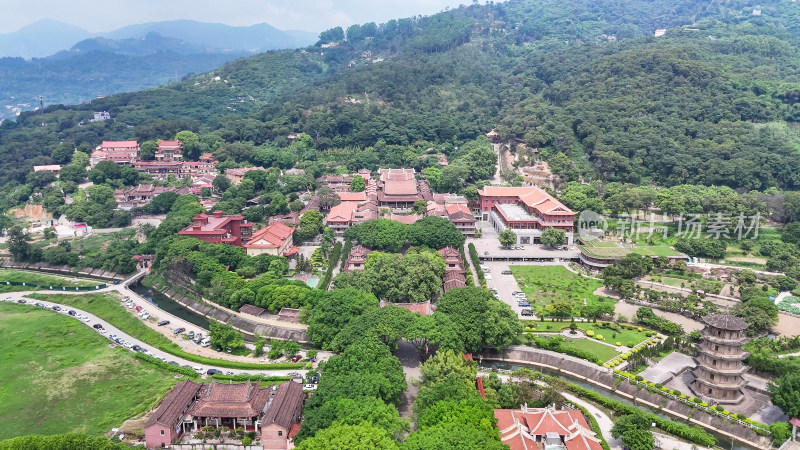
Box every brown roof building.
[243,222,295,257]
[377,168,424,208]
[494,405,603,450]
[344,245,371,272]
[178,210,254,247]
[479,186,575,246]
[144,380,202,449]
[144,380,304,450]
[113,185,192,210]
[439,246,468,292]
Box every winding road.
[1,294,308,377]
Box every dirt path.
[394,341,421,422]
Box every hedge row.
[339,239,352,272]
[567,384,717,447]
[211,374,292,384]
[467,243,486,287]
[133,352,198,378]
[459,245,475,287]
[319,241,343,290]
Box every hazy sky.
[0,0,472,34]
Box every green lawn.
[0,269,101,293]
[531,333,620,361]
[511,265,610,315]
[0,302,178,439]
[28,293,304,371]
[523,320,651,348]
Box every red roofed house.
[113,185,193,210]
[134,153,217,181]
[325,201,361,235]
[144,379,202,449]
[427,194,476,237]
[439,246,468,291]
[178,210,253,247]
[494,405,603,450]
[145,380,304,450]
[244,222,295,257]
[479,186,575,245]
[154,140,184,162]
[91,140,140,167]
[337,191,368,202]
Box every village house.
[113,185,192,210]
[479,186,575,245]
[91,140,140,167]
[243,222,297,257]
[225,166,269,185]
[427,194,476,237]
[494,405,603,450]
[178,210,253,247]
[90,111,111,122]
[144,380,304,450]
[32,164,61,177]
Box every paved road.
[0,295,308,378]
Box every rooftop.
[188,381,271,419]
[578,242,684,259]
[261,381,304,430]
[703,313,749,331]
[498,203,538,221]
[145,380,201,429]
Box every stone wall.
[159,277,309,343]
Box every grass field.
[531,333,620,361]
[0,302,178,439]
[511,265,609,315]
[0,269,101,293]
[28,293,304,371]
[524,321,651,348]
[69,229,136,254]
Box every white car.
[124,342,134,349]
[193,366,204,374]
[141,313,150,320]
[303,384,317,390]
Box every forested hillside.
[2,0,799,198]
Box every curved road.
[0,295,308,378]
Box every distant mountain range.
[0,19,318,120]
[0,19,317,58]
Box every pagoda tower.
[691,313,750,404]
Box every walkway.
[395,341,422,420]
[0,296,305,377]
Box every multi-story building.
[91,140,140,167]
[428,194,476,237]
[225,166,269,185]
[691,313,750,404]
[377,168,431,208]
[178,210,253,247]
[154,140,184,161]
[134,153,217,181]
[479,186,575,245]
[344,245,371,272]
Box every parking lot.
[481,260,566,320]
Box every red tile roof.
[494,407,602,450]
[379,300,434,316]
[245,222,294,249]
[337,192,367,202]
[325,202,359,223]
[189,381,271,418]
[100,140,139,148]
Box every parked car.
[188,331,195,339]
[174,327,186,335]
[68,310,76,316]
[132,345,142,352]
[193,333,203,344]
[501,270,512,275]
[303,384,317,391]
[141,313,149,320]
[157,320,170,326]
[206,369,222,375]
[82,317,90,323]
[521,309,533,316]
[52,305,61,311]
[93,324,103,329]
[167,361,179,366]
[135,305,143,312]
[226,371,235,376]
[124,342,134,349]
[291,355,302,363]
[518,301,531,307]
[193,367,204,374]
[287,372,301,378]
[200,338,211,347]
[16,299,26,304]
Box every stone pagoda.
[691,313,750,404]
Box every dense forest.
[1,0,799,199]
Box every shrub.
[715,405,724,412]
[635,375,643,381]
[242,436,253,446]
[596,334,604,340]
[616,341,622,346]
[586,330,595,337]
